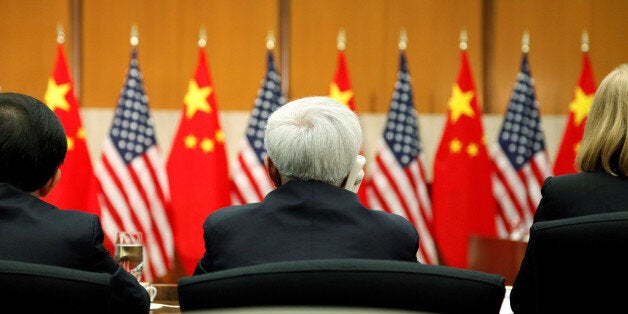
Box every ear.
[265,156,282,188]
[36,168,61,197]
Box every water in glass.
[114,231,144,281]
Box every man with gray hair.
[194,96,419,274]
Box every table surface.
[150,284,180,313]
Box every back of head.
[264,96,362,186]
[0,92,67,192]
[576,64,628,176]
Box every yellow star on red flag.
[466,142,479,157]
[184,80,212,119]
[184,134,198,149]
[447,84,475,123]
[329,82,353,107]
[200,138,215,153]
[449,138,463,153]
[44,78,71,112]
[569,87,594,126]
[215,129,225,143]
[66,136,75,151]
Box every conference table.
[150,283,180,313]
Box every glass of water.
[114,231,144,281]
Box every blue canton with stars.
[246,51,285,164]
[109,48,158,164]
[498,54,547,169]
[383,52,422,168]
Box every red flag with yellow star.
[328,50,369,206]
[41,44,99,215]
[166,48,231,275]
[553,53,596,175]
[431,51,497,268]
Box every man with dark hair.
[0,92,150,313]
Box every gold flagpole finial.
[399,28,408,51]
[521,30,530,53]
[56,23,65,44]
[130,24,139,47]
[198,26,207,48]
[581,30,589,53]
[337,28,346,51]
[459,28,468,51]
[266,30,275,50]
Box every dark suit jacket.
[194,180,419,274]
[510,171,628,313]
[0,183,149,313]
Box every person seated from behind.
[0,92,150,313]
[194,96,419,274]
[510,64,628,313]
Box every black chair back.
[178,259,506,313]
[0,259,111,313]
[530,211,628,313]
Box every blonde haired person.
[510,64,628,313]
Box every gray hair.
[264,96,363,186]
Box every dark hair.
[0,92,67,191]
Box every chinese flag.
[42,44,99,216]
[431,51,496,268]
[328,50,369,206]
[553,53,596,175]
[167,48,231,275]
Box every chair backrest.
[178,259,506,313]
[530,211,628,313]
[0,259,111,313]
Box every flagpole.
[521,30,530,53]
[459,28,468,51]
[399,28,408,51]
[337,28,346,51]
[57,23,65,45]
[266,30,275,51]
[130,24,139,47]
[198,26,207,48]
[581,30,589,53]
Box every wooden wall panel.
[3,1,627,114]
[381,0,483,114]
[489,0,628,115]
[289,0,482,114]
[82,0,278,110]
[0,0,71,98]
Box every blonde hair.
[576,64,628,176]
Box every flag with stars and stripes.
[365,52,437,264]
[167,48,231,275]
[42,43,99,216]
[94,48,174,282]
[553,52,597,175]
[230,50,284,204]
[491,53,552,240]
[431,50,497,268]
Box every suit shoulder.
[206,203,261,223]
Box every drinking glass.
[114,231,144,281]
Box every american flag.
[230,51,285,204]
[94,48,174,281]
[365,52,437,264]
[491,53,552,240]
